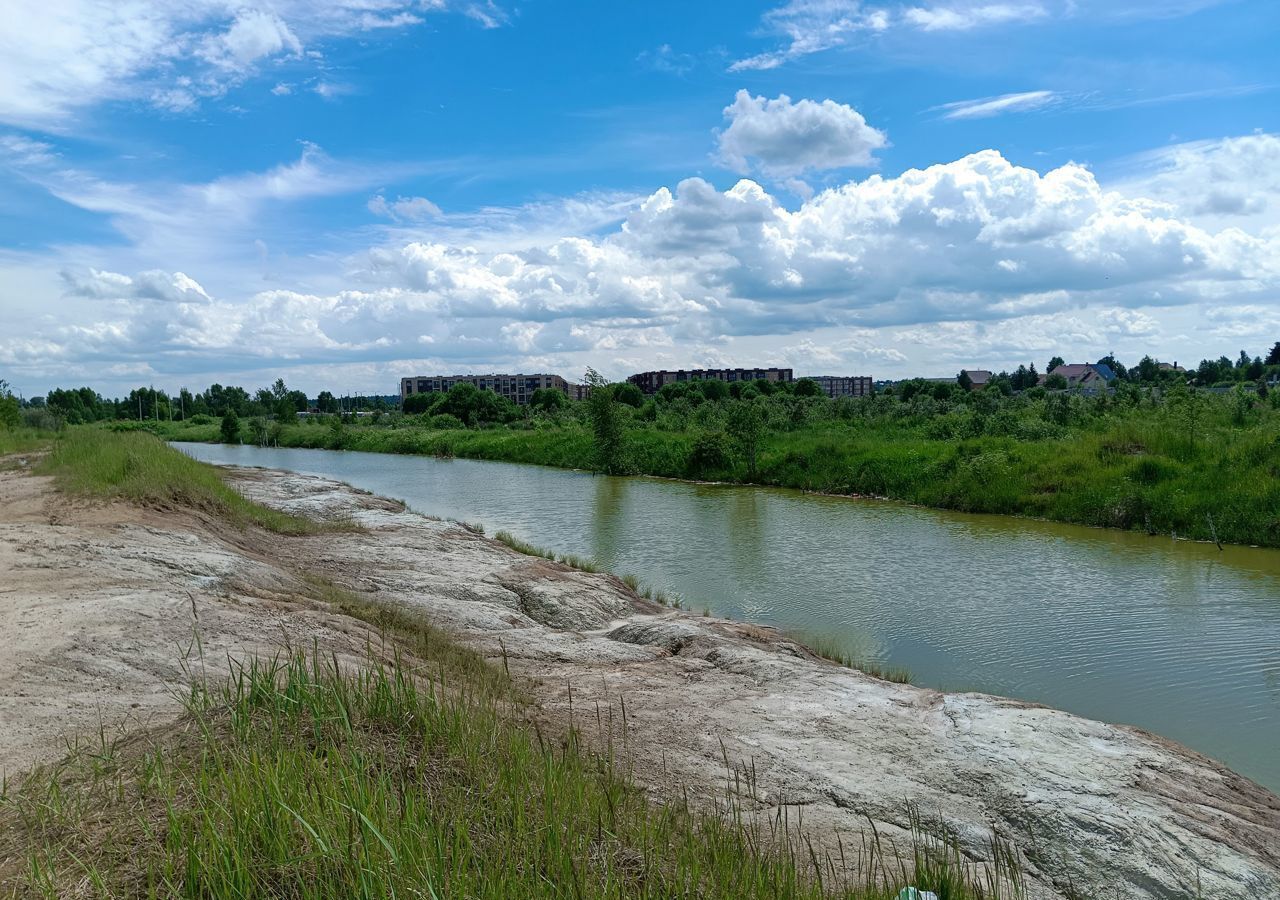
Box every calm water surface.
[179,443,1280,791]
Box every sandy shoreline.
[2,462,1277,898]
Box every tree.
[957,370,972,391]
[1136,355,1160,383]
[1096,354,1128,380]
[1195,358,1221,386]
[1266,342,1280,366]
[1047,356,1065,373]
[403,393,436,414]
[316,390,339,413]
[695,379,730,401]
[1167,385,1206,456]
[727,400,766,477]
[220,410,241,444]
[529,387,567,412]
[432,382,517,426]
[613,382,645,408]
[584,368,626,474]
[686,430,732,478]
[1044,373,1068,390]
[0,380,18,429]
[793,378,822,397]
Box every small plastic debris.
[896,889,940,900]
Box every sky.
[1,0,1278,398]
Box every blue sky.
[1,0,1278,396]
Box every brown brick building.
[808,375,873,398]
[627,367,793,394]
[400,373,572,406]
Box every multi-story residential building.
[627,367,793,394]
[400,373,572,406]
[808,375,873,398]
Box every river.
[178,442,1280,791]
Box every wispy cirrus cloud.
[903,3,1046,31]
[730,1,890,72]
[730,0,1219,70]
[935,89,1059,119]
[0,1,508,129]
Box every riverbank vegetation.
[12,345,1280,546]
[37,429,333,535]
[132,370,1280,548]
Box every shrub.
[0,395,18,429]
[219,411,240,444]
[20,408,65,431]
[686,430,733,478]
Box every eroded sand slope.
[1,464,1277,899]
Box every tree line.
[956,345,1279,397]
[11,379,394,426]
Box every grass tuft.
[493,529,603,573]
[1,643,1021,899]
[37,428,340,535]
[800,635,912,684]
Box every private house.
[961,369,992,390]
[1047,363,1117,388]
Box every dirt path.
[1,464,1277,899]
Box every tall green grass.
[798,634,912,685]
[37,428,330,535]
[0,427,52,457]
[2,645,1025,899]
[493,528,604,573]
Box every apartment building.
[808,375,873,398]
[400,373,571,406]
[626,367,793,394]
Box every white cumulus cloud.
[1120,133,1280,226]
[5,145,1278,391]
[716,91,888,177]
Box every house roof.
[962,369,992,384]
[1049,363,1117,383]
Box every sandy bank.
[1,463,1277,899]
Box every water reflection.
[176,443,1280,792]
[590,475,627,566]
